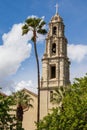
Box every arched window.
[52,43,56,54]
[53,26,57,35]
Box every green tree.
[37,74,87,130]
[22,17,47,122]
[60,74,87,129]
[0,93,16,130]
[51,86,67,110]
[36,108,60,130]
[13,90,33,129]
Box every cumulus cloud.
[70,63,87,83]
[0,80,15,95]
[68,44,87,82]
[15,80,37,94]
[0,80,37,95]
[0,23,32,79]
[0,16,46,80]
[68,44,87,62]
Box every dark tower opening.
[53,26,57,35]
[50,66,56,79]
[52,43,56,54]
[50,91,53,102]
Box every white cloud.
[68,44,87,83]
[15,80,37,94]
[0,80,37,95]
[15,80,33,91]
[0,23,32,80]
[68,44,87,62]
[0,16,46,80]
[0,80,15,95]
[27,15,45,20]
[70,62,87,83]
[37,33,46,42]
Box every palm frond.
[25,18,41,28]
[22,24,28,29]
[12,90,33,110]
[22,28,29,35]
[37,29,47,34]
[38,21,46,29]
[22,24,29,35]
[33,18,41,28]
[51,87,66,106]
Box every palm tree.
[22,17,47,122]
[51,86,67,111]
[13,90,33,129]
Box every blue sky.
[0,0,87,94]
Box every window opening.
[53,26,57,35]
[51,66,56,79]
[52,43,56,54]
[50,91,53,102]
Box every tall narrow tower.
[40,5,70,119]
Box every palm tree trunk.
[16,104,23,129]
[33,30,40,123]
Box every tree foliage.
[13,90,33,121]
[13,90,33,130]
[0,90,33,130]
[37,74,87,130]
[0,94,16,129]
[51,86,67,108]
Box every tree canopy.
[0,90,33,130]
[37,74,87,130]
[0,94,16,129]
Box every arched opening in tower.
[53,26,57,35]
[52,43,56,54]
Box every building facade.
[22,89,37,130]
[40,11,70,119]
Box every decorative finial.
[55,3,58,14]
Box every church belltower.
[40,4,70,119]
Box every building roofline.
[22,88,38,97]
[0,91,7,97]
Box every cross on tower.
[55,3,58,14]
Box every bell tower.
[40,5,70,119]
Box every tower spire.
[55,3,58,14]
